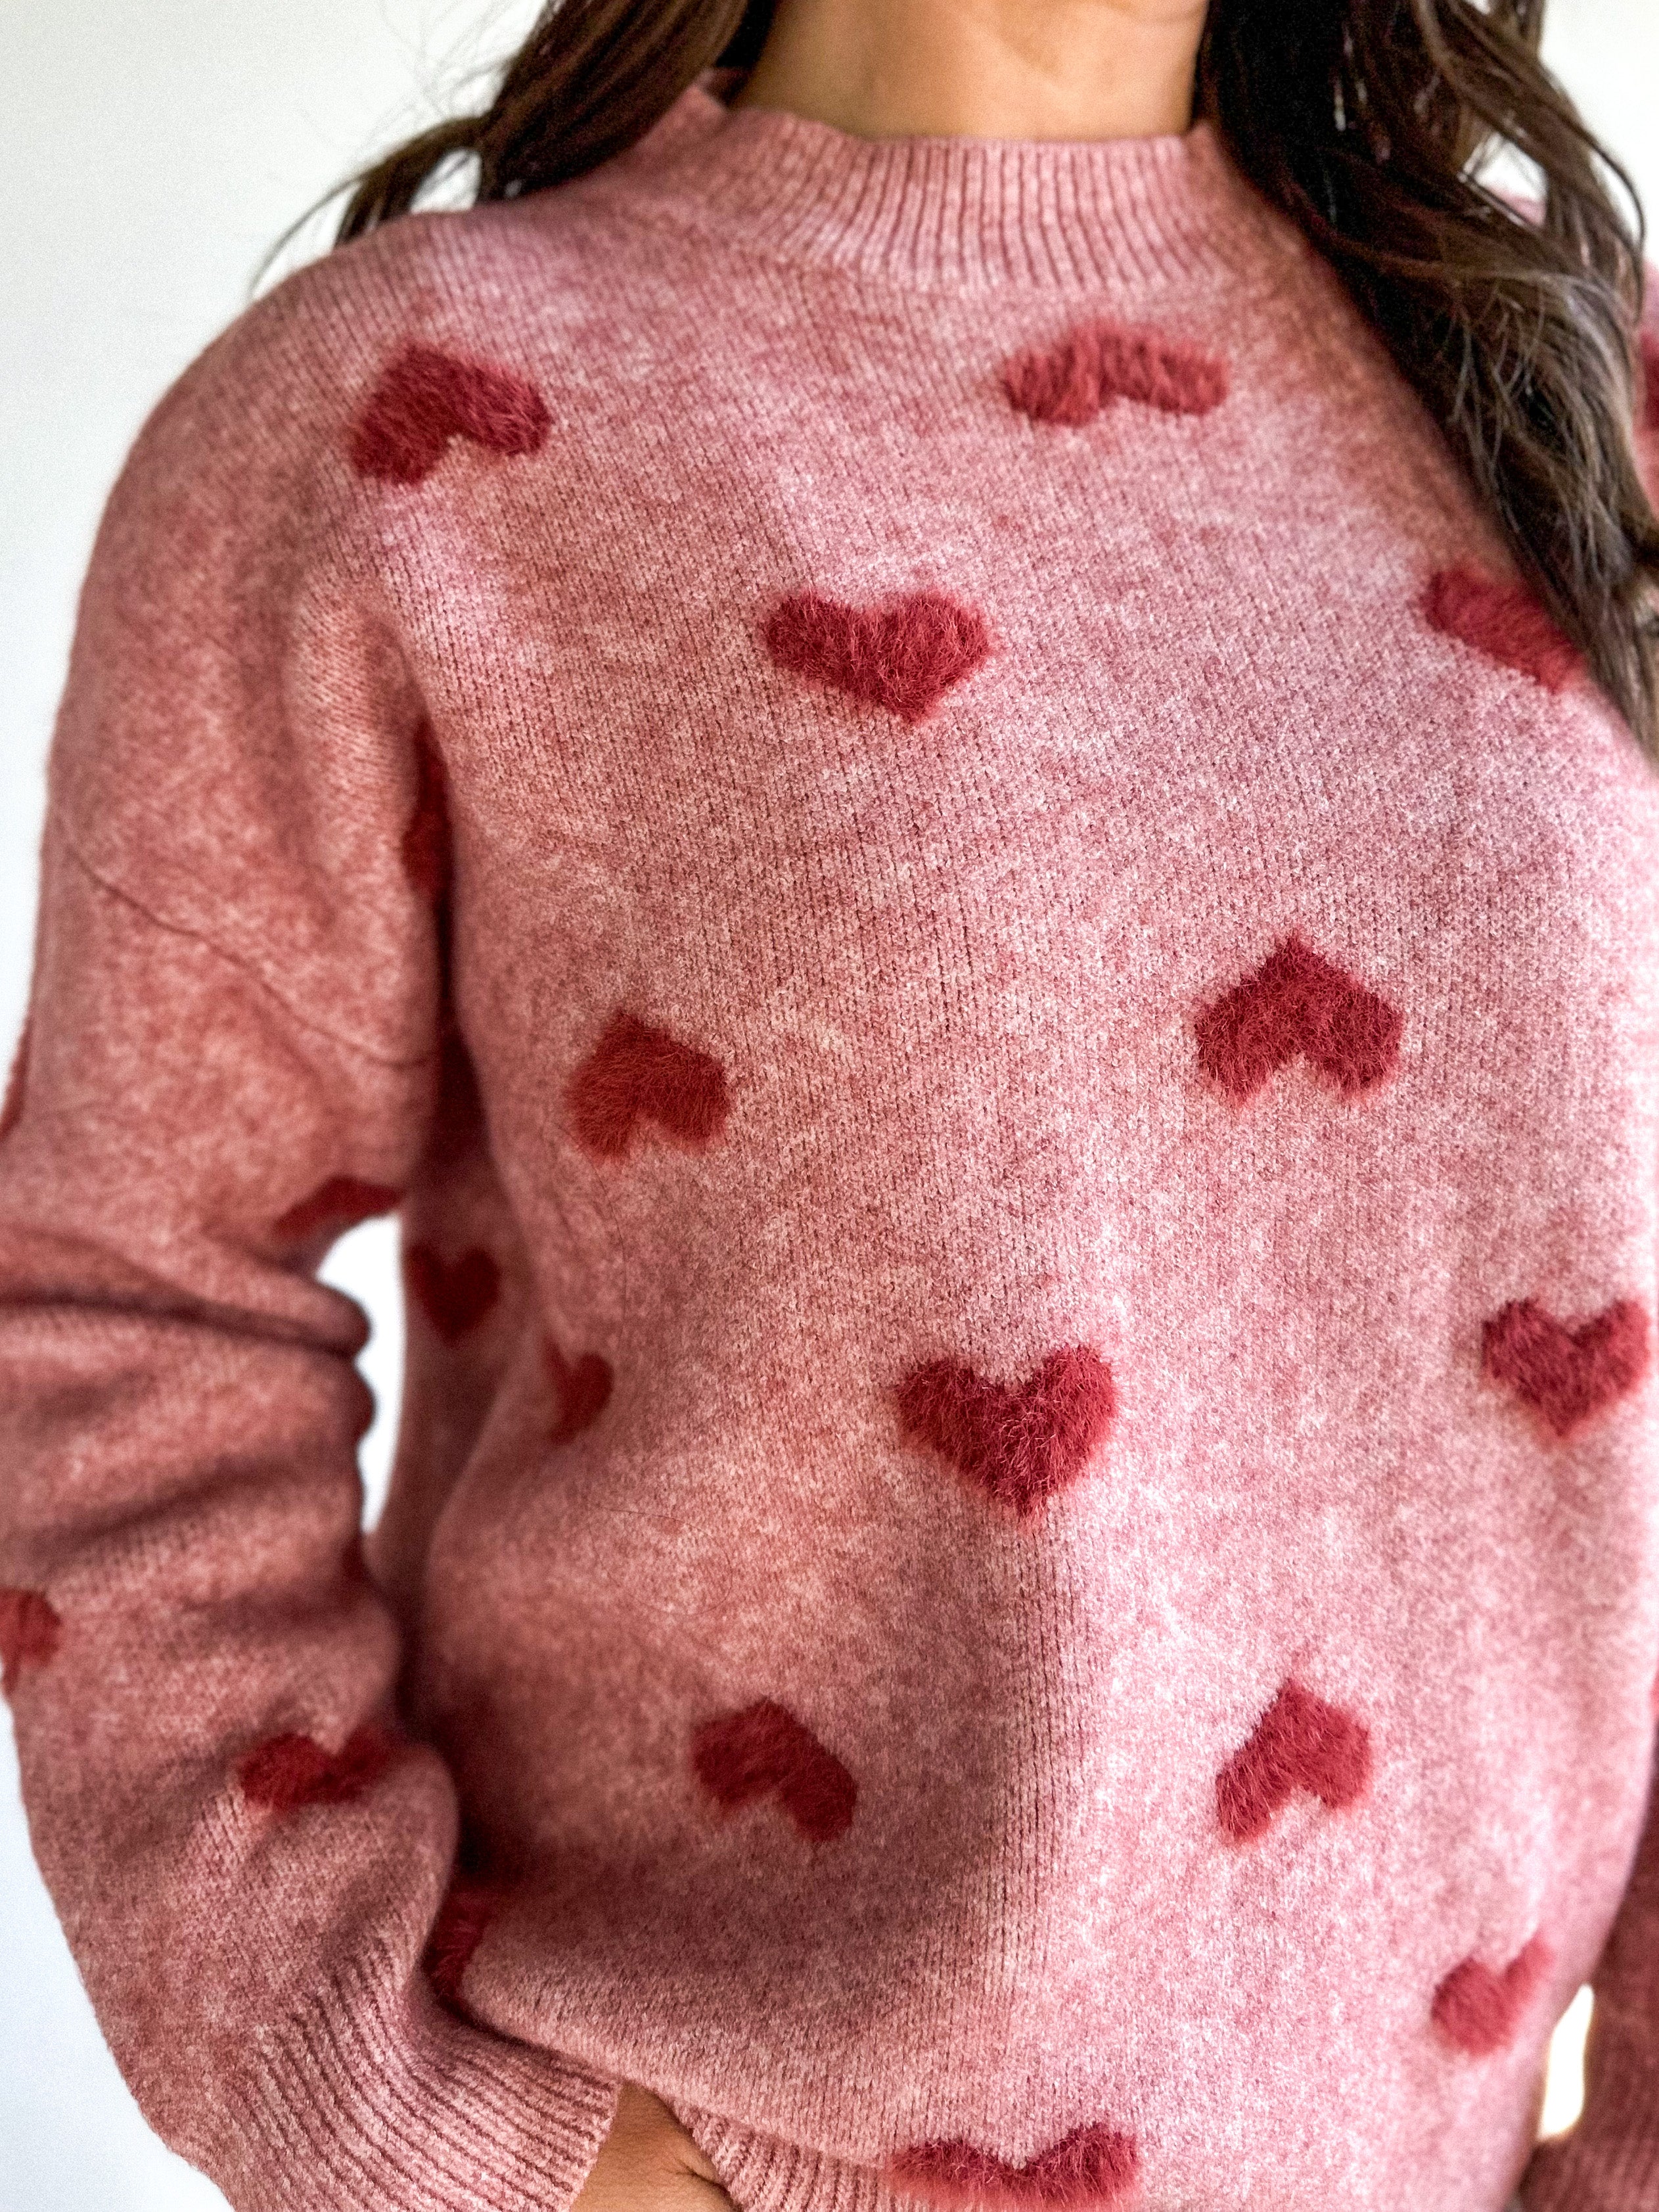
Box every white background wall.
[1,3,1654,2205]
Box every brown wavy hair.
[332,0,1659,754]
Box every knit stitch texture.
[4,66,1659,2212]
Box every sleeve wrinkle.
[57,834,440,1076]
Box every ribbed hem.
[221,1938,619,2212]
[678,2106,927,2212]
[585,68,1299,294]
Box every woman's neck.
[729,0,1211,142]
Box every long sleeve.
[1516,280,1659,2212]
[0,266,616,2210]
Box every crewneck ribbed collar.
[597,66,1299,294]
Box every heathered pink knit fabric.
[4,64,1659,2212]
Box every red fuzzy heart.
[351,342,551,484]
[404,1243,501,1345]
[1216,1678,1372,1843]
[1194,931,1401,1104]
[890,2123,1140,2209]
[692,1698,857,1842]
[1432,1933,1551,2056]
[566,1007,730,1161]
[238,1723,398,1812]
[1003,318,1228,427]
[402,721,453,898]
[0,1587,62,1695]
[1481,1296,1650,1439]
[1422,567,1580,691]
[764,589,993,725]
[896,1345,1116,1519]
[424,1874,506,2014]
[546,1333,613,1445]
[273,1176,401,1243]
[0,1018,29,1144]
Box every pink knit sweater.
[5,64,1659,2212]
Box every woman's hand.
[572,2083,733,2210]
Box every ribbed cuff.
[1520,2125,1659,2212]
[221,1938,619,2212]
